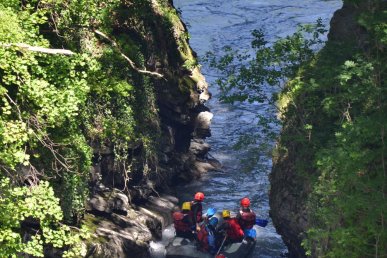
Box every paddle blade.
[255,218,268,227]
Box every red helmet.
[216,254,226,258]
[194,192,205,201]
[241,197,250,207]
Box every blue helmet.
[206,207,217,217]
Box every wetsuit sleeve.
[191,202,199,224]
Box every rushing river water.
[150,0,342,257]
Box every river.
[150,0,342,257]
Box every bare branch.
[93,30,165,79]
[4,93,23,122]
[0,43,74,55]
[28,116,72,174]
[50,12,65,38]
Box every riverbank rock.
[83,0,217,257]
[195,111,213,138]
[189,139,210,156]
[85,193,179,258]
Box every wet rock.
[145,196,179,227]
[89,219,152,258]
[191,68,211,102]
[199,90,211,103]
[192,160,220,175]
[195,111,213,138]
[328,3,368,44]
[85,194,178,258]
[87,190,130,215]
[160,126,175,154]
[189,139,211,156]
[88,194,109,214]
[159,153,169,164]
[207,158,222,170]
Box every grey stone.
[189,139,211,156]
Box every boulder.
[195,111,213,138]
[189,139,211,156]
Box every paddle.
[215,235,228,256]
[255,218,269,227]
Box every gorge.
[0,0,386,258]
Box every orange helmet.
[194,192,205,201]
[241,197,250,207]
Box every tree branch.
[0,43,74,55]
[93,30,165,79]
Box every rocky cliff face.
[269,2,367,258]
[83,1,216,257]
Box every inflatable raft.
[166,211,258,257]
[166,236,256,258]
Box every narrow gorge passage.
[152,0,342,257]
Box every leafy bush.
[0,0,165,255]
[0,178,89,257]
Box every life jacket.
[197,224,209,251]
[173,211,191,232]
[225,218,244,241]
[190,201,203,223]
[239,210,256,230]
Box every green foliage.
[303,42,387,258]
[0,0,166,254]
[82,48,136,144]
[156,0,181,27]
[0,23,92,226]
[0,1,93,176]
[51,0,121,48]
[0,9,23,42]
[299,2,387,256]
[183,59,200,70]
[207,19,327,106]
[0,178,89,257]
